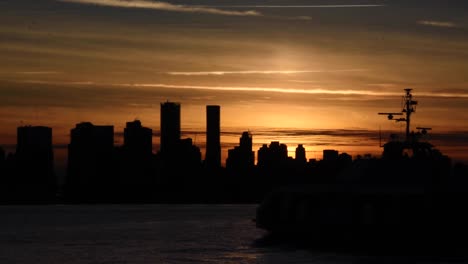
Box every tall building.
[14,126,55,199]
[16,126,54,172]
[67,122,114,199]
[226,131,254,171]
[295,144,307,163]
[205,105,221,168]
[17,126,53,156]
[124,120,153,155]
[160,101,181,154]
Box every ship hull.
[255,184,468,251]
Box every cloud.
[9,79,468,99]
[418,20,458,28]
[11,71,61,75]
[122,83,397,96]
[165,69,368,76]
[58,0,261,16]
[199,5,385,8]
[294,16,312,21]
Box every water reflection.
[0,204,466,264]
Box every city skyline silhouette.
[1,2,468,263]
[1,1,468,170]
[1,96,468,204]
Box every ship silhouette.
[255,89,468,254]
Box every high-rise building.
[17,126,53,156]
[295,144,307,163]
[67,122,114,199]
[15,126,55,199]
[124,120,153,155]
[69,122,114,151]
[205,105,221,168]
[160,101,181,154]
[240,131,253,153]
[226,131,254,171]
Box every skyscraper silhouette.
[205,105,221,168]
[226,131,254,172]
[160,101,180,155]
[15,126,56,201]
[66,122,114,201]
[124,120,153,155]
[295,144,307,163]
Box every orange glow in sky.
[1,0,468,166]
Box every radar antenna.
[378,88,418,142]
[416,127,431,135]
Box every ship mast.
[402,88,417,141]
[378,88,418,142]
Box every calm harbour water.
[0,204,462,264]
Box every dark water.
[0,204,463,263]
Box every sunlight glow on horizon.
[1,0,468,163]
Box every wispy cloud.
[418,20,458,28]
[58,0,261,16]
[121,83,404,97]
[198,5,385,8]
[120,83,468,98]
[14,71,61,75]
[288,80,321,84]
[165,69,368,76]
[11,79,468,98]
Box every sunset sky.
[1,0,468,168]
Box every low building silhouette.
[257,141,289,168]
[323,149,339,161]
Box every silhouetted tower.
[205,105,221,168]
[179,138,202,167]
[124,120,153,155]
[240,131,253,154]
[67,122,114,200]
[160,101,181,154]
[15,126,56,199]
[16,126,54,175]
[295,144,307,163]
[257,144,268,166]
[226,131,254,171]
